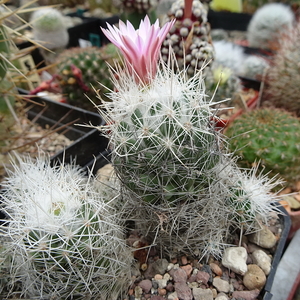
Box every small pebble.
[248,226,277,249]
[175,281,193,300]
[215,292,229,300]
[158,288,167,296]
[213,277,230,293]
[138,279,152,293]
[192,287,213,300]
[243,264,266,290]
[252,249,272,275]
[196,271,210,286]
[222,247,248,275]
[181,264,193,277]
[231,289,260,300]
[209,262,223,276]
[172,268,188,282]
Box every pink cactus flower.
[101,16,175,84]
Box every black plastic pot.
[208,9,252,31]
[262,204,291,300]
[18,88,109,173]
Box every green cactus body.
[101,66,223,206]
[57,45,120,110]
[0,156,132,299]
[160,0,214,77]
[114,100,220,205]
[225,108,300,186]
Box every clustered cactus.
[56,44,120,110]
[261,22,300,116]
[225,107,300,187]
[0,154,132,299]
[160,0,215,77]
[98,55,280,259]
[247,3,295,50]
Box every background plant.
[56,44,120,110]
[247,2,295,50]
[261,22,300,116]
[225,107,300,188]
[160,0,215,78]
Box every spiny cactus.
[100,62,222,206]
[225,107,300,187]
[0,154,133,299]
[160,0,215,77]
[262,23,300,116]
[239,54,270,80]
[30,7,69,64]
[56,44,120,110]
[99,15,281,260]
[205,64,242,104]
[247,3,295,50]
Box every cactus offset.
[160,0,214,77]
[0,154,133,299]
[56,44,120,110]
[225,107,300,186]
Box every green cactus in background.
[262,23,300,116]
[0,154,133,299]
[56,44,120,111]
[225,107,300,187]
[161,0,215,77]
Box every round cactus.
[262,23,300,116]
[247,3,295,50]
[160,0,214,77]
[239,55,270,80]
[0,154,133,299]
[30,7,69,50]
[56,44,120,110]
[225,107,300,186]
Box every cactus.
[56,44,120,110]
[99,60,281,258]
[205,65,242,104]
[261,23,300,116]
[160,0,215,77]
[213,40,245,75]
[30,7,69,64]
[0,154,133,299]
[225,107,300,187]
[239,54,270,80]
[98,15,282,259]
[247,3,295,50]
